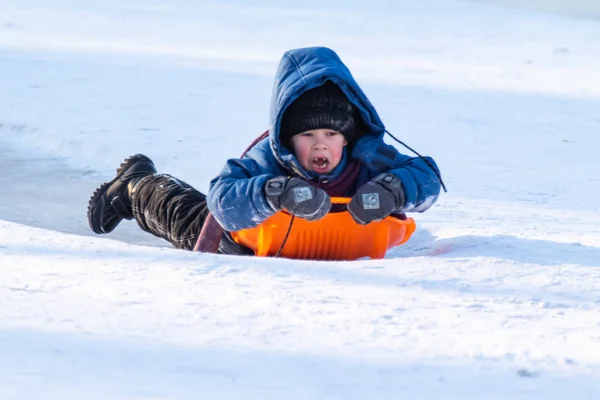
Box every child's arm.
[208,157,332,231]
[387,154,441,212]
[207,153,277,232]
[353,138,442,213]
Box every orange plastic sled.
[231,197,415,261]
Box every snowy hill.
[1,0,600,399]
[471,0,600,19]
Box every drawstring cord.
[273,130,447,257]
[274,215,295,257]
[384,129,448,193]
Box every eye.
[326,131,340,136]
[300,132,313,137]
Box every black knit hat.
[280,81,357,146]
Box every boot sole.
[87,154,154,234]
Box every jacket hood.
[268,46,386,179]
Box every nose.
[312,138,327,150]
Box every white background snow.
[1,0,600,399]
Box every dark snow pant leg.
[131,174,210,250]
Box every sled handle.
[193,213,223,253]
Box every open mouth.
[312,157,329,172]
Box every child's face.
[290,129,347,174]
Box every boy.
[88,47,442,256]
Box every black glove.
[265,177,331,221]
[348,173,406,225]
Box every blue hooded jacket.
[207,47,441,232]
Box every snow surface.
[1,0,600,398]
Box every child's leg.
[88,154,209,251]
[131,174,209,250]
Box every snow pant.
[130,174,252,255]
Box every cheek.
[297,147,312,166]
[329,142,345,162]
[292,141,313,164]
[332,146,344,158]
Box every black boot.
[87,154,157,234]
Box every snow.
[1,0,600,398]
